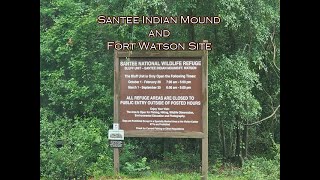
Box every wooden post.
[201,40,209,180]
[113,48,120,175]
[113,148,120,175]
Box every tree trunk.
[242,123,248,158]
[234,116,243,167]
[229,131,233,157]
[235,122,241,157]
[219,119,226,158]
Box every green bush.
[40,110,114,179]
[123,157,151,178]
[86,154,114,178]
[242,157,279,180]
[242,143,280,180]
[119,141,139,165]
[162,143,201,171]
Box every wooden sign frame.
[113,42,208,179]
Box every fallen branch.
[244,105,280,126]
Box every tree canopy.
[40,0,280,179]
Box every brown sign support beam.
[113,48,120,175]
[201,40,209,180]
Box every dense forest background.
[40,0,280,179]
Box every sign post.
[113,41,208,179]
[201,40,208,180]
[113,50,120,175]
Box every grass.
[88,171,247,180]
[42,155,280,180]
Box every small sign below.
[108,129,124,140]
[113,123,119,130]
[109,140,123,148]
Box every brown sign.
[114,51,207,138]
[119,57,202,133]
[113,49,208,179]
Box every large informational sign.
[113,49,208,179]
[119,57,202,133]
[114,51,208,138]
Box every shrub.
[123,157,151,178]
[162,143,201,171]
[40,111,114,179]
[242,143,280,180]
[242,157,279,180]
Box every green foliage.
[123,157,151,178]
[119,142,140,164]
[41,0,280,178]
[242,156,279,180]
[40,110,113,179]
[41,0,114,121]
[162,143,201,171]
[211,152,279,180]
[249,132,280,159]
[209,53,261,121]
[211,159,243,178]
[208,52,262,159]
[86,154,114,178]
[242,141,280,180]
[119,142,152,177]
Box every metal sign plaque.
[113,123,119,130]
[109,140,123,148]
[108,129,124,140]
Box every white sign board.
[108,129,124,140]
[109,140,123,148]
[113,123,119,130]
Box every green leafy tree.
[40,0,280,177]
